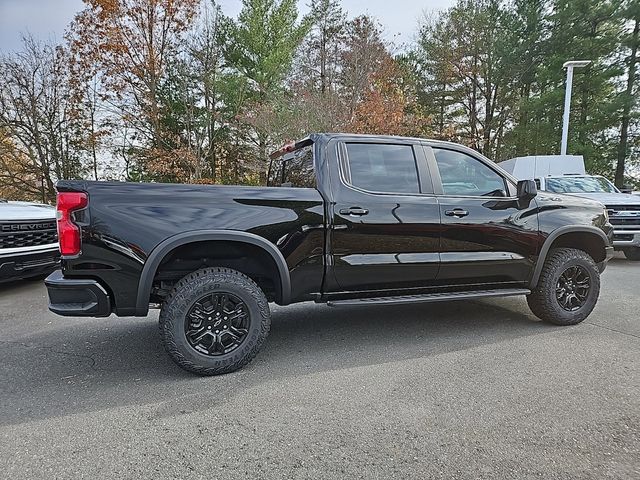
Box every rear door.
[427,145,539,287]
[329,139,441,292]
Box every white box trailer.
[499,155,586,180]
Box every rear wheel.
[159,267,270,375]
[623,247,640,261]
[527,248,600,326]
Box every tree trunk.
[615,18,639,187]
[320,27,327,94]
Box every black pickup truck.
[45,133,614,375]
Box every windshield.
[545,176,618,194]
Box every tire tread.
[527,248,600,325]
[159,267,270,375]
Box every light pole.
[560,60,591,155]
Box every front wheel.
[159,267,271,375]
[623,247,640,261]
[527,248,600,326]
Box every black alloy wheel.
[185,293,250,356]
[555,265,591,312]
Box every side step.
[326,288,531,307]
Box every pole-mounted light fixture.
[560,60,591,155]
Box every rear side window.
[343,143,420,194]
[268,146,315,188]
[433,148,507,197]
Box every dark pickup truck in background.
[45,133,614,375]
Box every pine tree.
[615,0,640,187]
[225,0,311,165]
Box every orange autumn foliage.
[68,0,200,178]
[345,39,428,137]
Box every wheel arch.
[529,225,609,289]
[135,230,291,315]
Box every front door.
[329,140,441,292]
[428,146,539,286]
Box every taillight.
[56,192,88,256]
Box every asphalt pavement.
[1,254,638,479]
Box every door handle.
[339,207,369,216]
[445,208,469,218]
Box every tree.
[498,0,548,159]
[0,128,41,201]
[68,0,200,179]
[538,0,622,173]
[225,0,311,168]
[410,0,629,169]
[339,15,389,120]
[413,1,520,159]
[0,36,86,202]
[2,0,637,192]
[411,13,459,140]
[347,53,425,136]
[615,1,640,187]
[297,0,346,94]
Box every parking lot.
[0,255,638,479]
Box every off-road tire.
[623,247,640,261]
[527,248,600,326]
[159,267,270,375]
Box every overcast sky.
[0,0,455,53]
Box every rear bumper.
[45,269,112,317]
[0,248,60,283]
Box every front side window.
[433,148,507,197]
[267,146,315,188]
[343,143,420,194]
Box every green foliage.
[225,0,311,101]
[1,0,639,196]
[412,0,636,182]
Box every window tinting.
[267,146,315,188]
[344,143,420,194]
[433,148,506,197]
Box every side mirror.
[517,179,537,207]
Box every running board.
[326,288,531,307]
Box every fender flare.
[135,230,292,315]
[529,225,610,289]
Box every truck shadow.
[0,296,551,427]
[0,278,45,295]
